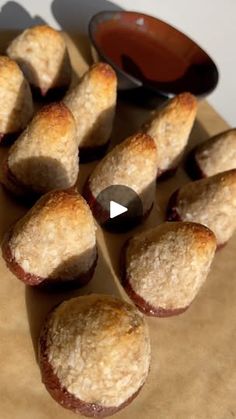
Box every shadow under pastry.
[78,105,115,163]
[15,55,72,100]
[24,239,122,361]
[1,155,77,204]
[182,118,210,178]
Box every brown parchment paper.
[0,32,235,419]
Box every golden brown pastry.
[83,133,158,228]
[64,63,117,162]
[39,294,150,416]
[2,102,78,199]
[2,189,97,287]
[121,222,216,316]
[187,129,236,178]
[7,25,72,97]
[0,56,33,143]
[142,92,197,177]
[167,169,236,247]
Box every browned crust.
[94,62,116,78]
[142,92,197,132]
[176,92,197,110]
[166,189,226,250]
[83,179,153,231]
[127,132,157,153]
[1,228,97,289]
[35,101,72,119]
[21,24,62,38]
[0,55,20,71]
[89,62,117,82]
[186,130,236,180]
[1,102,76,201]
[7,25,72,98]
[79,140,110,163]
[38,316,143,417]
[120,239,188,317]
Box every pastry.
[2,189,97,287]
[83,133,158,229]
[2,102,78,199]
[167,169,236,247]
[142,92,197,177]
[64,63,117,162]
[7,25,72,97]
[39,294,150,416]
[0,56,33,143]
[186,128,236,179]
[121,222,216,316]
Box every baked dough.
[2,189,97,287]
[7,25,72,96]
[3,102,78,197]
[84,133,158,220]
[121,222,216,316]
[64,63,117,161]
[142,92,197,176]
[0,56,33,140]
[39,294,150,416]
[189,129,236,178]
[167,169,236,247]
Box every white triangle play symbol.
[110,200,128,219]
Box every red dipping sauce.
[91,12,219,96]
[97,24,186,83]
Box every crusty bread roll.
[187,129,236,178]
[83,133,158,226]
[39,294,150,416]
[7,25,72,96]
[142,92,197,176]
[64,63,117,162]
[2,189,97,287]
[0,56,33,142]
[121,222,216,316]
[167,169,236,247]
[2,102,78,198]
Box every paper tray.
[0,32,235,419]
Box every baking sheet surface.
[0,32,235,419]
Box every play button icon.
[110,201,128,219]
[84,184,144,233]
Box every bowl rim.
[88,10,219,98]
[89,11,144,90]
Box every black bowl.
[89,10,219,98]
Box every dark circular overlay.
[92,185,143,233]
